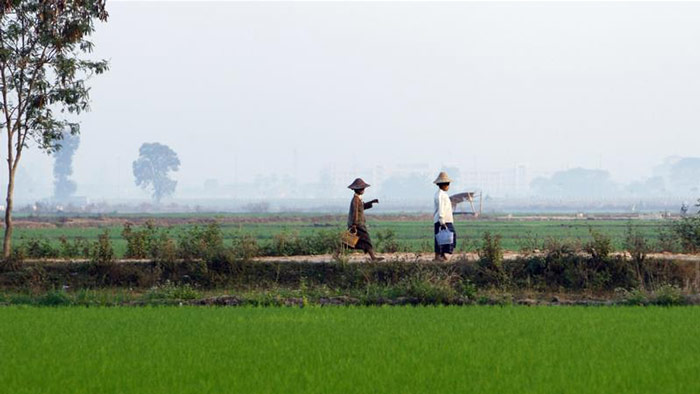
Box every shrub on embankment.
[8,217,700,260]
[3,219,700,305]
[10,221,353,260]
[1,253,698,296]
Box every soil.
[15,251,700,265]
[252,251,700,263]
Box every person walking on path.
[347,178,384,262]
[433,171,456,261]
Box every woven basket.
[341,228,360,248]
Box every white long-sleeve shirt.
[434,189,454,225]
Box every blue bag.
[435,227,454,246]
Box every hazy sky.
[7,1,700,200]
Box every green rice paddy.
[1,306,698,393]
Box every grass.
[1,306,699,393]
[12,217,669,257]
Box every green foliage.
[58,236,90,259]
[396,271,458,304]
[308,229,345,255]
[3,289,74,306]
[543,237,579,259]
[656,224,679,253]
[476,232,507,287]
[0,0,109,257]
[526,236,634,291]
[230,233,260,260]
[652,284,684,306]
[72,289,135,306]
[36,290,72,306]
[477,231,503,266]
[616,285,686,306]
[152,232,178,263]
[177,222,224,260]
[457,278,477,299]
[376,228,400,253]
[8,293,34,305]
[615,288,649,306]
[145,281,200,301]
[672,216,700,253]
[90,230,114,264]
[1,289,140,306]
[584,228,613,262]
[516,231,540,255]
[17,236,59,258]
[267,230,304,256]
[359,283,397,304]
[6,217,676,258]
[121,222,153,259]
[262,229,343,256]
[121,221,176,261]
[625,223,651,288]
[0,1,109,150]
[625,223,650,264]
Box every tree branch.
[0,59,12,144]
[12,45,48,139]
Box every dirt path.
[13,252,700,265]
[254,252,700,263]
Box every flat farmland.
[11,214,670,257]
[1,306,699,394]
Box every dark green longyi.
[1,306,699,394]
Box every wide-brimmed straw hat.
[433,171,452,185]
[348,178,370,190]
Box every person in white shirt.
[433,171,456,261]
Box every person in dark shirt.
[347,178,383,261]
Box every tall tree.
[0,1,108,258]
[132,142,180,203]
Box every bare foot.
[368,249,384,262]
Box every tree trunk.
[3,166,15,259]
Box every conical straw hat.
[433,171,452,184]
[348,178,371,190]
